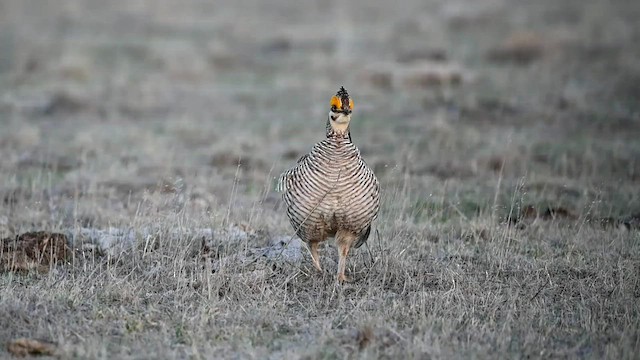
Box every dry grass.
[1,0,639,358]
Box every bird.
[277,86,380,282]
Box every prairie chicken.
[277,87,380,282]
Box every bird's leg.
[310,242,322,271]
[336,231,355,282]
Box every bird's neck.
[326,117,351,141]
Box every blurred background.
[0,0,639,231]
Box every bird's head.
[328,86,354,134]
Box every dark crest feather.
[336,86,350,109]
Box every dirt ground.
[0,0,639,358]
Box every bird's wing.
[276,153,310,193]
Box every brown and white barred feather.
[276,125,380,249]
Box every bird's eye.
[331,105,337,112]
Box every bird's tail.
[354,225,372,249]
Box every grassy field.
[1,0,639,358]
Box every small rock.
[73,227,136,258]
[262,236,304,263]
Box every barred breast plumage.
[277,87,380,282]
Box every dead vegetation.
[7,338,57,357]
[0,0,639,358]
[1,232,70,273]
